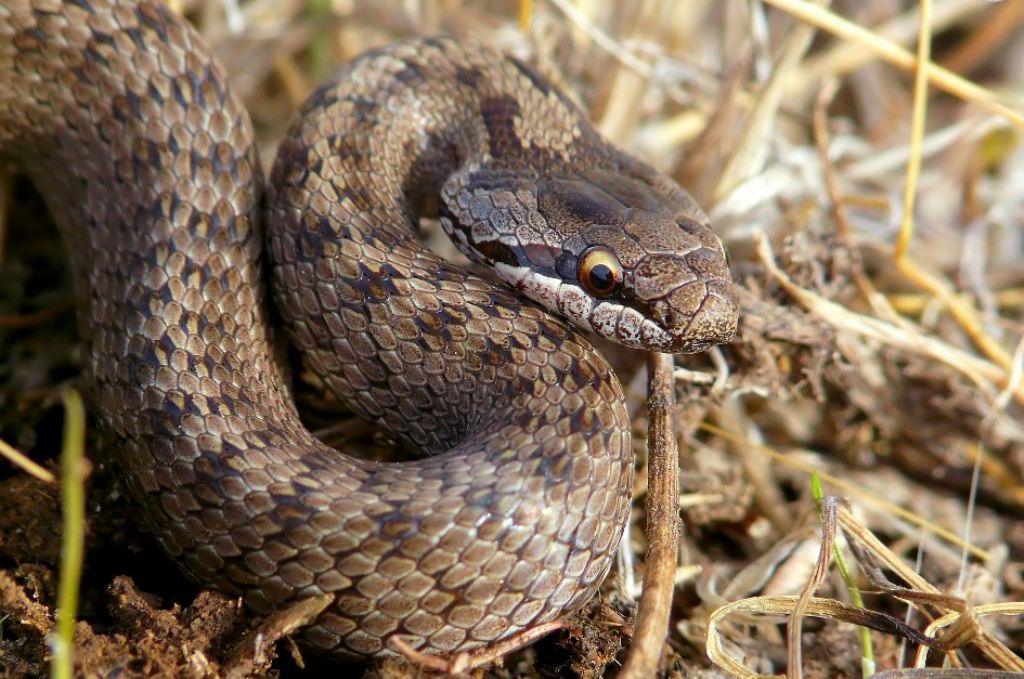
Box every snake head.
[440,165,738,353]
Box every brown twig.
[225,594,333,675]
[389,620,568,675]
[0,298,76,330]
[940,0,1024,76]
[617,352,679,678]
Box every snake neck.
[269,37,613,244]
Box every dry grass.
[1,0,1023,677]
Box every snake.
[0,0,738,660]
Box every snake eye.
[578,247,623,298]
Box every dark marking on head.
[538,176,623,227]
[455,66,481,88]
[480,95,524,158]
[465,168,521,193]
[554,251,576,281]
[615,286,658,325]
[580,168,664,211]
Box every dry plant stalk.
[618,353,682,678]
[707,502,1024,677]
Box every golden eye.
[578,247,623,298]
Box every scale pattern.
[0,0,737,658]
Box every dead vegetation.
[1,1,1022,677]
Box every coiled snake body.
[0,0,737,658]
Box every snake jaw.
[490,258,737,353]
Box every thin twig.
[698,422,991,562]
[0,437,56,483]
[763,0,1024,128]
[545,0,652,77]
[894,0,931,260]
[0,298,76,330]
[389,620,568,675]
[617,352,679,678]
[754,232,1024,406]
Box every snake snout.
[630,252,739,354]
[662,278,739,353]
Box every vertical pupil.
[590,263,614,290]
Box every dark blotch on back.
[421,36,448,50]
[509,56,580,112]
[508,57,550,95]
[135,2,171,44]
[346,94,378,123]
[328,134,366,163]
[340,186,372,211]
[404,131,460,217]
[479,95,523,158]
[455,66,481,88]
[395,60,425,84]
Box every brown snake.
[0,0,738,659]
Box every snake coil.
[0,0,737,658]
